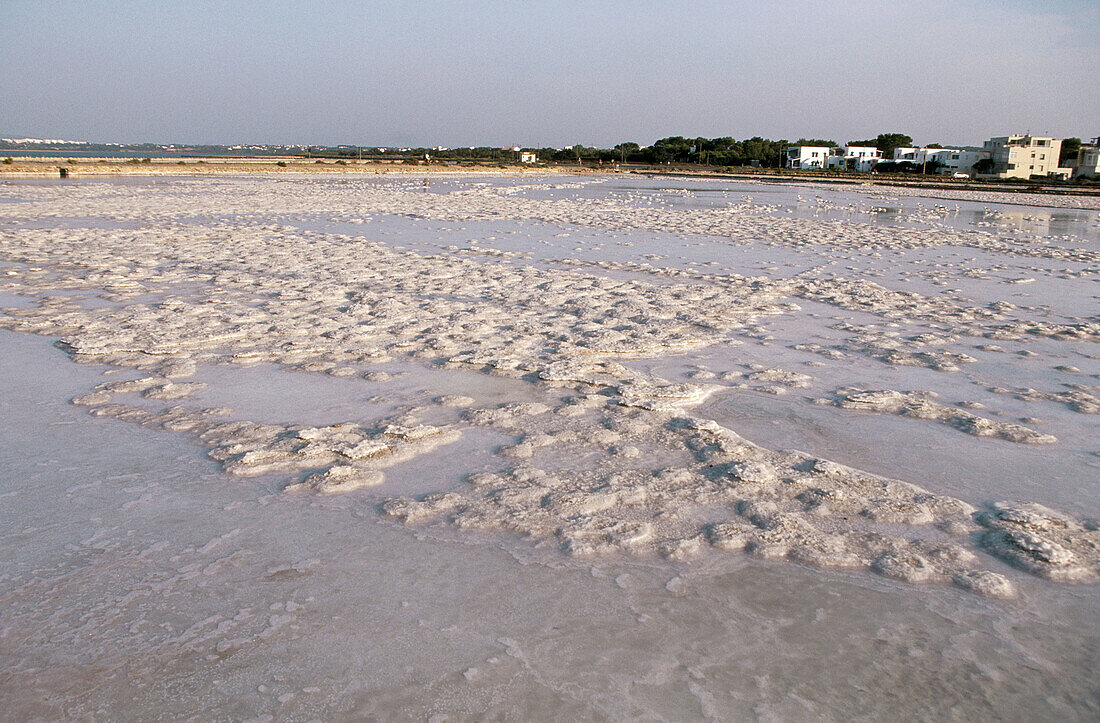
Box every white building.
[785,145,883,172]
[519,151,537,164]
[892,147,989,175]
[893,147,955,164]
[1074,139,1100,179]
[828,146,882,172]
[940,148,988,175]
[981,135,1072,179]
[784,146,832,169]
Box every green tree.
[613,142,640,162]
[874,133,913,158]
[849,133,913,158]
[741,137,771,165]
[1060,137,1081,165]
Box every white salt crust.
[827,388,1058,444]
[1,177,1098,598]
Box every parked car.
[951,172,970,179]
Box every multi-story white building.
[981,135,1072,179]
[785,145,881,171]
[892,147,989,175]
[827,146,881,172]
[1073,139,1100,179]
[893,147,953,164]
[784,146,832,169]
[941,148,988,175]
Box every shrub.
[335,159,346,165]
[2,157,12,164]
[972,158,994,175]
[276,161,287,167]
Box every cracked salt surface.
[1,175,1098,718]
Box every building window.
[1008,163,1016,170]
[1040,154,1045,160]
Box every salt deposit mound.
[1,176,1097,598]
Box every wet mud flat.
[0,175,1097,719]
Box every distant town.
[783,134,1099,181]
[2,132,1098,181]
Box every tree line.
[319,137,830,167]
[306,132,1091,171]
[315,132,932,168]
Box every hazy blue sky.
[2,0,1097,147]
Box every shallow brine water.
[0,175,1097,719]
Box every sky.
[1,0,1097,148]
